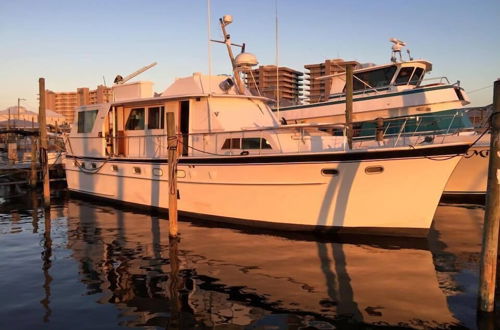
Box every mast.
[210,15,246,94]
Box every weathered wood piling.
[345,62,355,149]
[167,111,179,237]
[478,79,500,313]
[38,78,50,207]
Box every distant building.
[304,59,358,103]
[0,106,65,127]
[244,65,303,107]
[45,85,112,123]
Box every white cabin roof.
[161,72,254,98]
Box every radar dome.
[235,52,258,68]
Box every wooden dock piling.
[345,62,354,149]
[30,137,38,187]
[478,79,500,313]
[38,78,50,206]
[167,112,178,237]
[343,61,358,149]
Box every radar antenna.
[389,38,412,63]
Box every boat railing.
[419,76,450,86]
[67,112,473,159]
[354,111,472,147]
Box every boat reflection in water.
[66,198,475,329]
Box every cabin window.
[125,108,145,130]
[221,138,241,149]
[322,169,339,176]
[77,110,98,133]
[365,166,384,174]
[242,138,272,149]
[394,67,414,85]
[409,67,424,85]
[353,65,397,91]
[148,106,164,129]
[221,138,272,150]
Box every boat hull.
[65,145,466,237]
[444,139,489,195]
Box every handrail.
[65,112,471,159]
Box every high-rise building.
[244,65,303,107]
[45,85,112,124]
[304,59,358,103]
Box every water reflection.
[0,190,497,329]
[63,199,470,329]
[41,207,52,322]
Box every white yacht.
[65,72,473,237]
[277,61,469,124]
[273,41,488,197]
[63,17,471,237]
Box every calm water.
[0,188,498,330]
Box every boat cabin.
[68,73,345,160]
[329,60,433,98]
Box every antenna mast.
[210,15,246,94]
[275,0,280,121]
[207,0,212,94]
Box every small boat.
[64,16,470,237]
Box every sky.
[1,0,499,111]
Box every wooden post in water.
[30,137,38,187]
[38,78,50,206]
[478,79,500,313]
[344,61,357,149]
[167,112,178,237]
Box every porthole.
[321,169,339,176]
[111,165,118,172]
[133,167,141,174]
[365,166,384,174]
[152,168,163,176]
[91,162,97,169]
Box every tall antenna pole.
[275,0,280,121]
[219,18,244,94]
[207,0,212,94]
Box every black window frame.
[147,106,164,130]
[221,138,241,149]
[409,67,425,85]
[352,65,397,91]
[77,110,98,133]
[125,108,145,131]
[394,67,415,85]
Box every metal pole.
[167,112,178,237]
[478,79,500,312]
[39,78,50,206]
[219,18,245,94]
[345,62,356,149]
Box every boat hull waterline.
[65,143,468,237]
